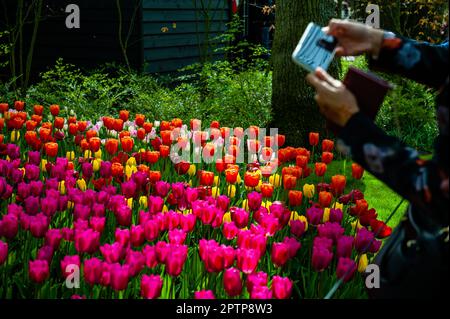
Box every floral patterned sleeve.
[337,35,449,229]
[369,34,449,89]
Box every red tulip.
[225,168,239,184]
[223,267,243,297]
[283,174,297,190]
[50,104,60,116]
[261,182,274,198]
[321,151,334,164]
[370,219,392,239]
[44,142,58,158]
[315,162,327,177]
[309,132,319,146]
[352,163,365,180]
[322,139,334,152]
[244,171,260,188]
[288,190,303,207]
[199,170,214,186]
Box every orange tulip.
[161,130,172,146]
[244,171,260,188]
[26,120,38,131]
[149,171,161,183]
[283,174,297,190]
[121,136,134,153]
[143,122,153,134]
[282,166,302,179]
[45,142,58,157]
[39,128,52,142]
[309,132,319,146]
[103,116,115,130]
[119,110,129,122]
[315,162,327,177]
[190,119,201,131]
[33,105,44,115]
[137,128,146,141]
[352,163,365,180]
[86,130,97,141]
[288,190,303,207]
[171,118,183,128]
[54,117,65,130]
[146,151,160,164]
[106,139,119,155]
[331,175,347,195]
[159,145,170,158]
[199,170,215,186]
[68,116,77,124]
[80,138,90,151]
[261,182,274,198]
[135,114,145,127]
[112,162,124,177]
[112,119,123,132]
[225,168,239,184]
[31,115,42,124]
[160,121,171,131]
[319,191,333,207]
[49,104,60,116]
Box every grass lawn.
[304,159,408,228]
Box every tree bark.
[271,0,337,147]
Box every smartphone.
[292,22,337,72]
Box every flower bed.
[0,101,392,299]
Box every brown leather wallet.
[328,66,393,135]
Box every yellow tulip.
[126,157,137,167]
[188,180,193,187]
[241,199,249,210]
[11,130,20,142]
[188,164,196,177]
[83,150,92,159]
[213,176,220,186]
[323,208,330,223]
[269,174,281,188]
[255,180,263,192]
[77,179,87,191]
[236,173,242,184]
[333,202,344,211]
[351,220,363,231]
[125,165,137,179]
[94,149,102,159]
[5,156,10,162]
[223,212,232,223]
[358,254,369,273]
[298,215,309,231]
[59,181,66,195]
[41,159,48,172]
[67,201,74,209]
[262,200,272,209]
[93,159,102,172]
[127,198,133,209]
[66,151,75,161]
[139,196,148,209]
[162,205,169,213]
[211,186,220,198]
[303,184,315,199]
[227,185,236,198]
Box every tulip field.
[0,101,393,299]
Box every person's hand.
[324,19,384,57]
[306,68,360,127]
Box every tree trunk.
[271,0,337,147]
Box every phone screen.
[292,23,337,73]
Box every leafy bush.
[2,58,272,129]
[340,56,438,153]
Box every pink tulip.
[165,245,188,277]
[247,271,268,294]
[125,250,145,277]
[115,228,130,247]
[236,248,260,274]
[45,228,63,249]
[223,267,242,297]
[290,220,306,238]
[130,225,145,247]
[271,276,293,299]
[37,245,54,264]
[109,263,130,291]
[89,217,106,233]
[29,214,49,238]
[180,214,196,233]
[231,207,249,229]
[74,229,101,254]
[141,274,163,299]
[29,259,49,283]
[61,255,81,278]
[247,191,262,211]
[271,242,290,267]
[144,220,160,242]
[194,290,215,299]
[336,257,357,282]
[0,214,19,239]
[142,245,158,268]
[282,237,302,258]
[0,240,8,265]
[168,229,186,245]
[100,242,125,263]
[250,285,273,299]
[222,222,239,240]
